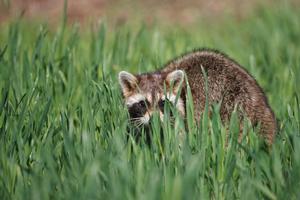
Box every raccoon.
[118,49,277,144]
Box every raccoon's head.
[118,70,186,128]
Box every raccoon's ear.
[118,71,138,96]
[166,70,185,91]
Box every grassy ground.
[0,2,300,200]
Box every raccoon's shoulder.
[161,48,241,72]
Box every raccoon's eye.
[158,100,165,112]
[138,100,146,108]
[158,99,173,112]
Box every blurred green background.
[0,0,300,199]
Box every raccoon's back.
[161,49,277,143]
[161,49,257,104]
[162,49,254,85]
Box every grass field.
[0,1,300,200]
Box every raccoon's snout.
[136,111,164,127]
[141,112,151,125]
[142,111,162,126]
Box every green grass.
[1,2,300,200]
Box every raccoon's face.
[118,70,185,128]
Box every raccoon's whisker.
[137,123,143,128]
[130,119,144,127]
[130,121,142,126]
[130,117,142,120]
[130,119,140,123]
[129,118,141,123]
[129,119,139,123]
[134,121,144,128]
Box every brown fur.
[161,49,277,144]
[119,49,277,144]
